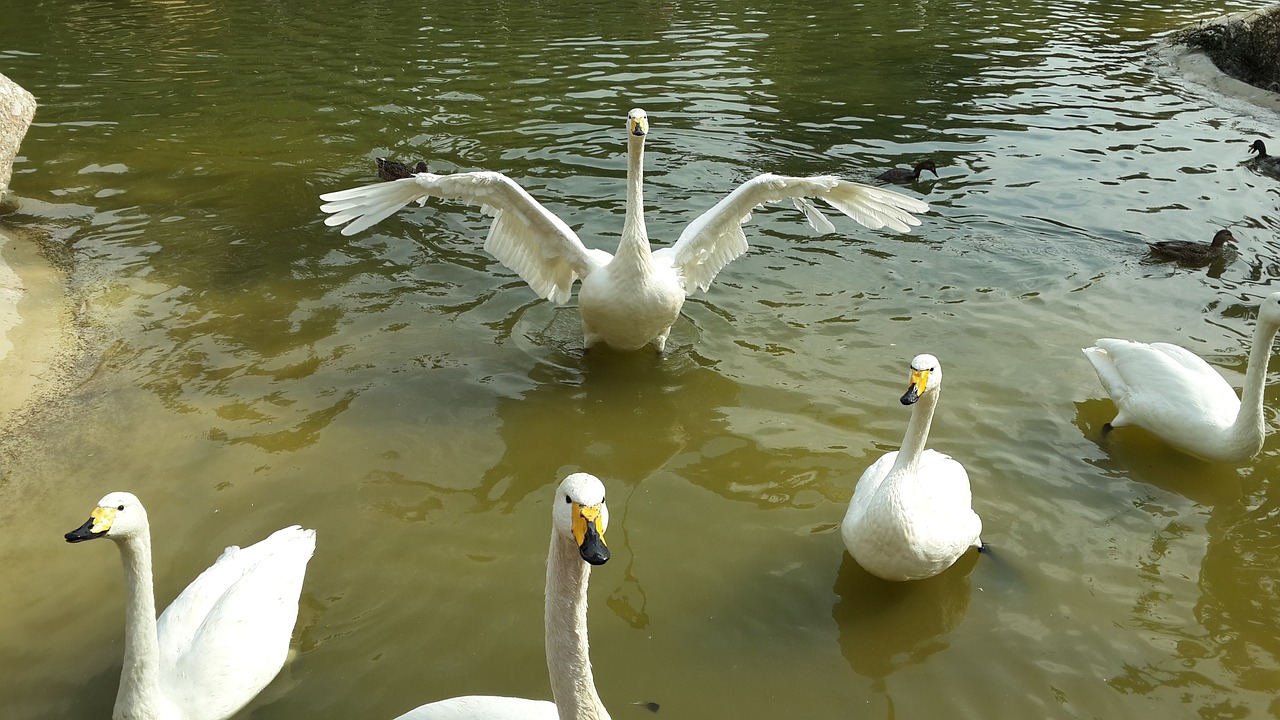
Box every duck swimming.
[376,157,429,182]
[876,160,938,184]
[1147,229,1237,263]
[1246,140,1280,177]
[321,109,928,353]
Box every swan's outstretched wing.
[157,526,316,720]
[320,173,607,304]
[394,695,559,720]
[653,174,928,294]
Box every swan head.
[553,473,610,566]
[65,491,148,543]
[627,108,648,140]
[901,353,942,405]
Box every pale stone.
[0,73,36,195]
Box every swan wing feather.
[1086,338,1238,427]
[654,174,927,294]
[157,526,316,720]
[321,173,601,304]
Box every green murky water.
[3,0,1280,718]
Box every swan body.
[394,473,611,720]
[875,159,938,184]
[841,354,981,581]
[1083,292,1280,462]
[1147,229,1237,263]
[64,492,315,720]
[320,108,929,352]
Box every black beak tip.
[583,546,610,565]
[65,518,102,543]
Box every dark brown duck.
[376,157,428,181]
[1147,229,1237,262]
[876,159,938,183]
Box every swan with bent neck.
[64,491,315,720]
[321,108,929,352]
[394,472,611,720]
[1083,291,1280,462]
[841,354,983,581]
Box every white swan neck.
[615,134,651,270]
[115,529,165,720]
[545,528,610,720]
[892,386,940,475]
[1230,317,1280,448]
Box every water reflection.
[482,349,740,510]
[831,551,977,683]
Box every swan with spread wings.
[320,109,928,352]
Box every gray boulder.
[0,73,37,212]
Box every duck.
[1246,140,1280,176]
[1147,228,1237,263]
[64,492,316,720]
[1082,291,1280,462]
[875,159,938,184]
[392,473,611,720]
[841,354,982,581]
[320,108,928,353]
[377,157,429,182]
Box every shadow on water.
[831,551,977,686]
[479,344,742,511]
[1073,398,1246,508]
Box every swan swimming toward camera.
[64,492,315,720]
[392,472,612,720]
[1083,291,1280,462]
[841,354,982,581]
[320,109,928,352]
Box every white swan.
[1082,291,1280,462]
[64,491,316,720]
[841,354,982,581]
[319,108,928,352]
[393,472,611,720]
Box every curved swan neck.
[115,529,164,719]
[1231,317,1280,444]
[616,134,651,267]
[893,386,940,475]
[545,528,609,720]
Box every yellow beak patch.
[910,368,931,394]
[572,502,607,548]
[90,506,116,534]
[630,116,648,137]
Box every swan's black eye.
[117,505,124,511]
[564,495,571,504]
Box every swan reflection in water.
[831,551,977,684]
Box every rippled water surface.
[4,0,1280,718]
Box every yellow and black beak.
[901,367,930,406]
[571,502,609,566]
[65,506,115,543]
[629,114,648,138]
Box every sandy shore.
[0,223,71,424]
